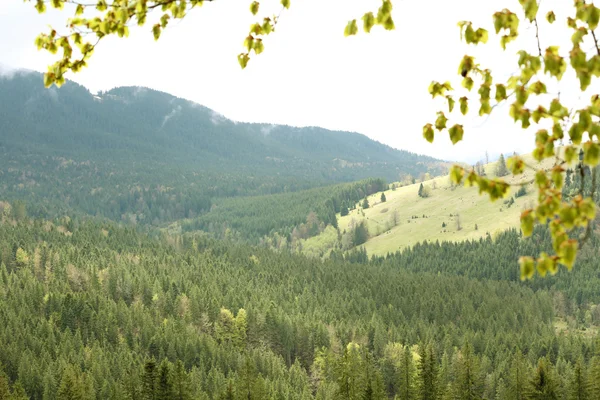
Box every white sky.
[0,0,598,163]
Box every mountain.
[0,71,447,222]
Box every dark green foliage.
[353,221,370,246]
[567,358,589,400]
[380,193,386,203]
[181,178,386,243]
[142,360,158,400]
[0,207,599,399]
[397,346,417,400]
[417,344,438,400]
[452,341,484,400]
[157,360,173,400]
[362,198,370,209]
[527,358,558,399]
[340,203,349,217]
[515,186,528,198]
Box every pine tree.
[495,154,509,177]
[57,365,86,400]
[362,198,370,209]
[397,345,416,400]
[527,358,558,400]
[418,183,424,198]
[417,343,438,400]
[506,349,527,400]
[341,202,349,217]
[0,370,11,399]
[336,343,366,400]
[567,358,589,400]
[171,360,191,400]
[380,193,386,203]
[142,359,157,400]
[363,351,386,400]
[452,341,483,400]
[156,360,173,400]
[10,382,28,400]
[589,354,600,399]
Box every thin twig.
[533,18,542,57]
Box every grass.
[333,155,564,257]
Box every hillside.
[2,207,600,399]
[306,154,567,257]
[0,70,447,224]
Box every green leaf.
[35,0,47,13]
[564,146,577,164]
[383,16,395,30]
[43,72,54,88]
[544,46,567,80]
[422,124,434,143]
[507,157,525,175]
[558,240,577,271]
[243,35,254,51]
[281,0,290,9]
[495,84,507,102]
[459,97,468,115]
[462,77,474,91]
[434,112,448,131]
[583,141,600,166]
[344,20,358,37]
[447,96,455,113]
[448,124,464,145]
[250,1,260,15]
[519,0,538,21]
[520,209,535,237]
[449,165,465,184]
[152,24,161,40]
[238,53,250,69]
[253,38,264,55]
[546,11,556,23]
[519,256,535,280]
[362,12,375,33]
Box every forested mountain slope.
[0,71,446,225]
[1,211,600,399]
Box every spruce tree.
[341,202,349,216]
[156,360,173,400]
[0,370,11,399]
[418,183,424,198]
[380,193,386,203]
[507,349,527,400]
[397,345,416,400]
[453,341,483,400]
[527,358,558,400]
[495,154,509,177]
[142,359,157,400]
[172,360,191,400]
[362,198,370,209]
[567,358,589,400]
[589,354,600,399]
[417,343,438,400]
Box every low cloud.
[161,105,182,128]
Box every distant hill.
[302,154,570,258]
[0,70,447,223]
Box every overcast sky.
[0,0,597,163]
